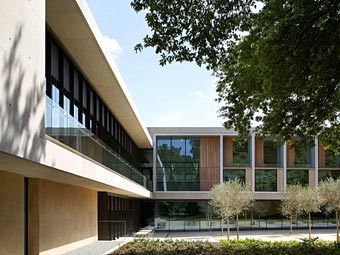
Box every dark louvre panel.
[98,192,140,240]
[51,40,59,80]
[63,56,70,92]
[73,70,79,101]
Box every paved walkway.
[154,229,338,242]
[61,238,132,255]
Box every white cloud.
[101,34,123,59]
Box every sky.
[86,0,223,127]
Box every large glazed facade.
[149,127,340,232]
[1,1,340,254]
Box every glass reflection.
[154,200,336,231]
[287,169,309,186]
[263,139,282,167]
[294,139,311,167]
[223,169,245,183]
[318,170,340,182]
[325,151,340,168]
[156,137,200,191]
[255,169,277,192]
[233,139,249,166]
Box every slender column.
[220,135,224,184]
[314,137,319,187]
[283,142,287,192]
[153,134,157,192]
[251,133,255,192]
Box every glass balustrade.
[45,96,148,188]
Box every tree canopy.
[131,0,340,153]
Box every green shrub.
[111,239,340,255]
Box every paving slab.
[61,238,132,255]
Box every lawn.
[111,239,340,255]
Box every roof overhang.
[46,0,152,148]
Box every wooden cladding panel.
[223,137,233,166]
[287,140,295,167]
[255,137,264,165]
[318,143,325,168]
[200,137,220,191]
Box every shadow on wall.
[0,24,46,162]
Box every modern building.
[1,1,340,255]
[0,1,153,254]
[149,127,340,232]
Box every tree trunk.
[336,210,339,243]
[227,219,230,240]
[221,219,223,236]
[236,214,239,240]
[308,212,312,240]
[290,216,293,236]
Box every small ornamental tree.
[281,185,303,235]
[319,177,340,242]
[210,179,253,240]
[210,183,234,239]
[298,187,321,240]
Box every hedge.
[111,239,340,255]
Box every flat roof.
[46,0,152,148]
[148,127,239,136]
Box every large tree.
[131,0,340,152]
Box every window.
[294,139,311,167]
[318,170,340,182]
[45,29,140,167]
[287,169,309,186]
[156,137,200,191]
[233,139,250,166]
[255,169,277,192]
[223,169,245,183]
[263,139,281,166]
[325,151,340,168]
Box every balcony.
[45,96,149,189]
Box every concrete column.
[283,142,287,192]
[251,134,255,192]
[220,135,223,184]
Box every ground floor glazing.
[151,200,338,231]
